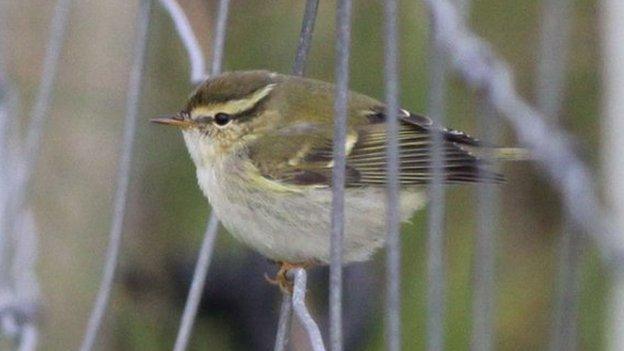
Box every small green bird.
[152,70,521,290]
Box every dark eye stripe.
[230,93,271,122]
[192,88,273,126]
[195,115,212,124]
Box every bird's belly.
[197,166,426,263]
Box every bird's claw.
[265,261,314,294]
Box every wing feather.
[248,107,503,187]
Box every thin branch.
[291,269,327,351]
[79,1,152,350]
[158,0,207,84]
[173,214,219,351]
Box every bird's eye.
[214,113,231,126]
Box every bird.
[151,70,521,292]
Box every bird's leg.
[265,261,315,294]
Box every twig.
[79,1,152,350]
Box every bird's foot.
[265,261,314,294]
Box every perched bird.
[152,70,519,291]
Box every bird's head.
[151,70,282,166]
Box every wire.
[422,0,620,265]
[173,214,219,351]
[171,0,231,349]
[383,0,401,350]
[330,1,351,350]
[291,269,327,351]
[157,0,207,84]
[273,294,293,351]
[292,0,319,77]
[79,1,152,350]
[425,5,449,351]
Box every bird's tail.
[463,144,531,162]
[488,147,531,161]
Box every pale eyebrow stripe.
[190,83,276,118]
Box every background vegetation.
[4,0,605,350]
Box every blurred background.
[0,0,607,350]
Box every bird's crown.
[184,70,279,114]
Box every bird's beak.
[150,114,193,128]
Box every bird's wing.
[247,108,503,188]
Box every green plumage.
[185,70,504,188]
[150,70,524,264]
[191,71,503,186]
